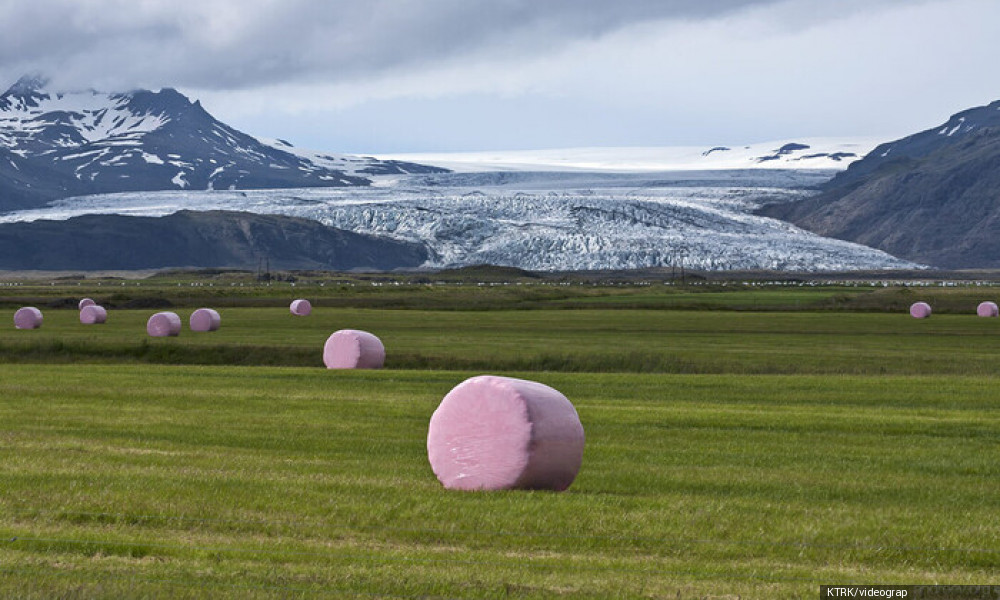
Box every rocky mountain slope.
[0,210,429,270]
[0,75,445,212]
[761,100,1000,268]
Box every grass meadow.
[1,281,999,597]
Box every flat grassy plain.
[3,306,1000,374]
[1,280,999,597]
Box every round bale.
[323,329,385,369]
[977,301,998,318]
[79,305,107,325]
[13,307,43,330]
[290,299,312,316]
[910,302,932,319]
[427,375,585,492]
[147,311,182,337]
[189,308,221,332]
[78,298,96,310]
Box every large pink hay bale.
[290,299,312,316]
[323,329,385,369]
[977,301,998,317]
[79,305,107,325]
[189,308,221,332]
[427,375,585,492]
[147,311,182,337]
[78,298,95,310]
[910,302,932,319]
[13,307,42,330]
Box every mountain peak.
[0,76,447,210]
[119,87,201,120]
[0,74,51,110]
[4,74,49,96]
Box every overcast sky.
[2,0,999,153]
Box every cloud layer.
[1,0,780,91]
[2,0,999,152]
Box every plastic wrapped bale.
[189,308,221,332]
[910,302,932,319]
[13,307,43,330]
[427,375,585,491]
[323,329,385,369]
[79,305,107,325]
[78,298,96,310]
[147,311,182,337]
[290,299,312,316]
[977,301,999,317]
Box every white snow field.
[370,138,881,173]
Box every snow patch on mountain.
[257,137,453,178]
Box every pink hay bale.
[79,305,107,325]
[147,311,182,337]
[323,329,385,369]
[13,307,43,330]
[290,299,312,316]
[910,302,932,319]
[427,375,585,492]
[977,301,998,317]
[189,308,221,332]
[78,298,96,310]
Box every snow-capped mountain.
[0,75,445,211]
[0,170,921,272]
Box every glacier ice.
[0,170,921,272]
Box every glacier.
[0,169,921,272]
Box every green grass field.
[1,366,998,598]
[3,306,1000,375]
[1,282,999,597]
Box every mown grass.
[0,365,998,598]
[2,277,1000,312]
[1,284,999,596]
[3,307,1000,374]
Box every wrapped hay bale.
[79,305,107,325]
[13,307,43,330]
[189,308,221,332]
[78,298,96,310]
[323,329,385,369]
[290,299,312,316]
[427,375,585,492]
[147,311,181,337]
[977,301,998,317]
[910,302,932,319]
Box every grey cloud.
[1,0,787,91]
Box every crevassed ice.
[0,171,921,272]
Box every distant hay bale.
[147,311,182,337]
[910,302,932,319]
[13,307,43,330]
[427,375,585,492]
[78,298,96,310]
[189,308,221,332]
[323,329,385,369]
[79,305,107,325]
[290,299,312,316]
[977,301,998,317]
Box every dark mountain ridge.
[0,210,430,271]
[761,100,1000,268]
